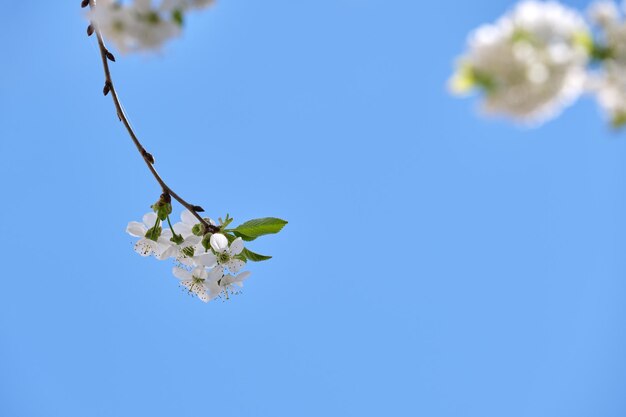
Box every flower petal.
[196,290,211,303]
[194,252,217,268]
[234,271,251,283]
[223,271,250,286]
[192,266,208,280]
[207,265,224,281]
[158,245,178,261]
[204,280,222,298]
[210,233,229,252]
[229,237,244,256]
[154,240,173,258]
[193,242,206,254]
[181,280,210,302]
[126,221,147,237]
[180,281,210,303]
[143,212,158,227]
[226,259,245,273]
[172,267,191,281]
[134,239,156,257]
[220,274,234,286]
[181,209,198,226]
[178,256,195,267]
[183,235,201,246]
[173,222,193,238]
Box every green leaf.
[224,233,237,243]
[233,231,258,241]
[591,45,614,61]
[241,248,272,262]
[232,218,288,239]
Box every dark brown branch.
[87,0,219,234]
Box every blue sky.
[1,0,626,416]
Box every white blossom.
[174,209,213,237]
[160,0,215,11]
[126,212,170,257]
[588,1,620,27]
[157,210,216,266]
[158,230,200,263]
[450,0,590,124]
[124,209,277,302]
[219,271,251,297]
[208,233,246,273]
[588,64,626,126]
[172,265,222,302]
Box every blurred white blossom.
[588,0,620,26]
[450,0,590,125]
[587,1,626,126]
[160,0,214,11]
[87,0,214,52]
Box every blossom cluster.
[83,2,288,303]
[126,203,286,303]
[450,0,626,127]
[86,0,214,52]
[587,1,626,125]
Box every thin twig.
[87,0,219,234]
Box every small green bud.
[146,11,160,24]
[152,203,172,221]
[192,224,205,237]
[591,45,615,61]
[145,226,162,242]
[152,194,173,221]
[612,112,626,129]
[202,233,213,251]
[172,9,184,26]
[170,234,184,245]
[220,214,234,229]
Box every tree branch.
[87,0,219,234]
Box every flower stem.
[166,215,180,239]
[87,0,219,234]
